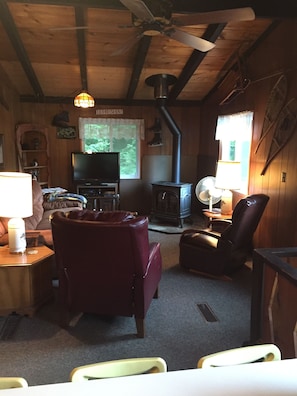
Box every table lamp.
[215,161,241,215]
[0,172,33,253]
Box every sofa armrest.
[0,233,8,246]
[43,199,83,210]
[0,218,9,246]
[43,192,87,210]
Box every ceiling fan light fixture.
[74,91,95,108]
[143,23,162,36]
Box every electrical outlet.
[281,172,287,182]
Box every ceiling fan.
[117,0,255,54]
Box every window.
[215,111,253,193]
[79,118,144,179]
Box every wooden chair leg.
[153,287,159,299]
[135,318,145,338]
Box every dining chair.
[70,357,167,381]
[197,344,281,368]
[0,377,28,389]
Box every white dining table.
[1,358,297,395]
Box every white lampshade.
[0,172,33,218]
[215,161,241,190]
[0,172,33,253]
[215,161,241,215]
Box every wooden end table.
[0,245,54,316]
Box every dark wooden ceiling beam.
[171,0,297,18]
[0,0,44,97]
[74,6,88,92]
[126,35,152,100]
[4,0,297,18]
[168,23,226,101]
[19,95,201,107]
[6,0,124,8]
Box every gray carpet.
[148,223,195,234]
[0,230,252,386]
[148,223,186,234]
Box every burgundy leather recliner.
[51,210,162,338]
[179,194,269,276]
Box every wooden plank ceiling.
[0,0,294,105]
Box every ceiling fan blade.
[119,0,155,23]
[166,29,215,52]
[111,33,143,56]
[173,7,255,26]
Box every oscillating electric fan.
[195,176,222,212]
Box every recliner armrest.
[209,219,232,233]
[143,242,161,278]
[180,229,222,250]
[181,228,221,239]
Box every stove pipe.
[145,74,181,184]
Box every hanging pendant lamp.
[74,91,95,108]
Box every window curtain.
[215,111,253,141]
[79,118,145,141]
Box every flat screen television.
[71,152,120,184]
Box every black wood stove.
[151,181,192,227]
[146,74,192,227]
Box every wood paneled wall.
[200,20,297,249]
[0,67,20,171]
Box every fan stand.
[208,195,213,212]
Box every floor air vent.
[0,314,21,340]
[197,303,218,322]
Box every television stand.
[76,183,119,211]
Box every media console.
[77,183,119,211]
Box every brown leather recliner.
[179,194,269,276]
[51,210,162,338]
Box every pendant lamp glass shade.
[74,91,95,108]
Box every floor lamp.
[0,172,33,253]
[215,161,241,215]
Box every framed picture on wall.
[56,126,76,139]
[0,134,4,170]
